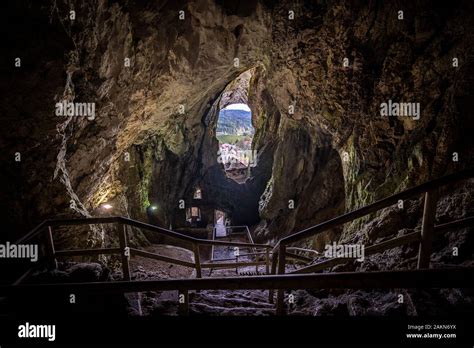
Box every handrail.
[130,248,196,268]
[15,169,473,249]
[9,168,473,315]
[2,267,473,295]
[279,168,473,246]
[204,240,270,248]
[14,217,120,244]
[11,217,272,287]
[16,216,272,249]
[210,251,269,262]
[246,226,260,272]
[13,218,272,286]
[118,217,197,243]
[270,168,473,314]
[286,247,320,255]
[48,216,121,226]
[15,219,51,244]
[209,224,264,274]
[289,216,474,275]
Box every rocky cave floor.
[128,258,474,317]
[23,258,474,317]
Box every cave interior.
[0,0,473,319]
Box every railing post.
[417,188,439,269]
[193,243,202,278]
[265,249,270,275]
[45,226,57,270]
[211,227,216,258]
[268,250,278,303]
[178,289,189,316]
[118,222,131,281]
[276,244,286,315]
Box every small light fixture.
[150,205,158,211]
[102,204,113,210]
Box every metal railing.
[6,168,474,315]
[209,225,270,275]
[269,168,474,314]
[13,216,271,281]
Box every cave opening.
[145,67,273,247]
[175,66,270,234]
[216,102,255,184]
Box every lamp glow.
[102,204,113,210]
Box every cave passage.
[214,209,227,237]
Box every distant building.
[186,206,201,223]
[224,160,248,183]
[193,187,202,199]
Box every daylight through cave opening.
[216,103,255,184]
[215,68,257,185]
[169,67,274,233]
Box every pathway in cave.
[138,263,316,316]
[210,244,255,275]
[210,225,256,274]
[189,268,275,315]
[215,217,226,237]
[128,241,278,316]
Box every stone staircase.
[190,289,274,315]
[135,265,276,316]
